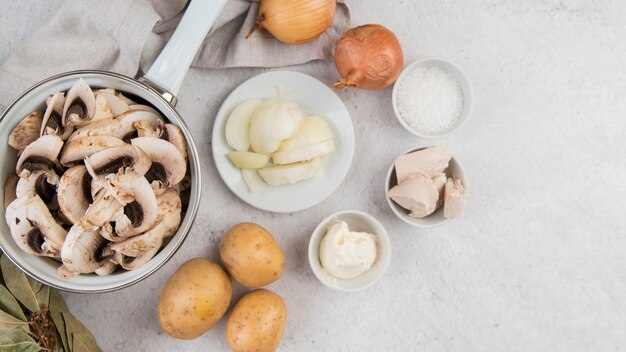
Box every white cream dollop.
[319,221,378,279]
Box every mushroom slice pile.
[5,78,189,278]
[5,193,67,257]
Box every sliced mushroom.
[131,137,186,193]
[159,121,188,161]
[91,177,102,199]
[95,171,136,204]
[62,78,96,126]
[128,104,159,115]
[16,135,64,178]
[15,170,60,205]
[100,222,124,242]
[96,92,129,117]
[134,120,160,138]
[9,111,43,150]
[92,93,113,121]
[82,189,123,229]
[84,144,151,181]
[59,135,125,166]
[114,177,158,237]
[5,193,67,257]
[66,119,122,142]
[117,92,136,106]
[95,260,117,276]
[115,110,163,142]
[60,223,112,275]
[57,165,92,224]
[155,188,182,238]
[41,92,73,140]
[4,174,18,210]
[110,221,164,257]
[113,238,162,270]
[95,88,116,95]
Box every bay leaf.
[0,285,26,321]
[62,312,102,352]
[0,255,41,313]
[49,290,69,352]
[0,329,40,352]
[36,285,50,309]
[0,310,28,332]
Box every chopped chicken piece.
[387,174,439,218]
[443,178,468,218]
[432,174,447,210]
[394,146,452,183]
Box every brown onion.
[333,24,404,90]
[246,0,336,44]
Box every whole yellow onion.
[333,24,404,90]
[246,0,337,44]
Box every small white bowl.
[385,146,468,228]
[308,210,391,292]
[392,58,473,138]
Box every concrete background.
[1,0,626,351]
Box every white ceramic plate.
[212,71,355,213]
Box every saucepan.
[0,0,228,293]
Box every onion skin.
[246,0,336,44]
[333,24,404,90]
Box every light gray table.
[2,1,625,351]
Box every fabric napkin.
[0,0,351,108]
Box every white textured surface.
[2,1,626,351]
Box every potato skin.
[158,258,232,340]
[226,289,287,352]
[220,222,285,288]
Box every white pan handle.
[143,0,228,98]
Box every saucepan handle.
[142,0,228,104]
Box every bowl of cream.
[308,210,391,292]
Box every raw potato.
[226,289,287,352]
[158,258,232,340]
[220,223,284,288]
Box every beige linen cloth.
[0,0,350,108]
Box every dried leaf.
[0,285,26,322]
[62,312,102,352]
[0,310,28,332]
[36,285,50,309]
[0,255,42,313]
[49,290,69,352]
[0,329,40,352]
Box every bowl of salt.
[392,58,472,138]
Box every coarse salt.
[396,66,464,135]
